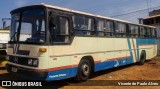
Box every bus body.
[6,4,157,81]
[0,30,9,51]
[0,30,9,61]
[0,30,9,66]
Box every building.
[142,10,160,55]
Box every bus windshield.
[10,9,45,44]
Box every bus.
[0,29,9,66]
[0,30,9,55]
[6,4,157,81]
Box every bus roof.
[143,14,160,20]
[12,4,156,28]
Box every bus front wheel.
[75,59,91,81]
[139,50,146,65]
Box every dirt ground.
[0,57,160,89]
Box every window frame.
[48,8,157,42]
[49,10,73,44]
[105,20,115,37]
[115,21,127,37]
[152,28,157,38]
[139,26,145,38]
[128,24,139,38]
[73,14,95,36]
[146,27,150,38]
[96,18,106,36]
[53,15,71,43]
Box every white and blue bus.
[6,4,157,81]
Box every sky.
[1,0,160,28]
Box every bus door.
[48,11,75,78]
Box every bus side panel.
[46,67,77,81]
[46,37,157,81]
[94,38,135,72]
[136,38,157,60]
[47,55,78,80]
[47,38,79,80]
[94,38,157,72]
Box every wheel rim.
[141,54,145,62]
[81,63,90,76]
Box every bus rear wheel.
[75,59,91,81]
[139,50,146,65]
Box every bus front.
[6,5,49,80]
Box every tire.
[75,59,91,81]
[139,50,146,65]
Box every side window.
[151,28,156,38]
[146,28,151,38]
[97,19,105,36]
[50,16,70,43]
[19,23,32,41]
[154,29,157,38]
[73,15,83,30]
[60,17,69,42]
[106,20,114,36]
[140,27,145,38]
[129,25,139,37]
[73,15,95,36]
[115,22,126,37]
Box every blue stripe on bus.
[13,67,78,81]
[94,58,132,72]
[127,38,134,63]
[46,58,134,81]
[136,39,142,61]
[136,39,140,61]
[46,67,78,81]
[136,39,156,45]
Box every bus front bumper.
[6,64,48,80]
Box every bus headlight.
[33,59,38,66]
[28,59,38,67]
[28,59,33,65]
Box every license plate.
[11,67,18,72]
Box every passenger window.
[106,20,114,36]
[73,15,95,36]
[97,19,105,36]
[151,29,156,38]
[146,28,151,37]
[50,16,70,43]
[129,25,139,37]
[60,17,69,35]
[115,22,126,37]
[140,27,145,38]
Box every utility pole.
[2,18,11,29]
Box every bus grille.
[8,56,37,67]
